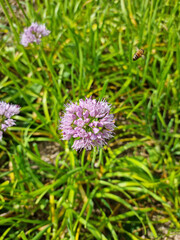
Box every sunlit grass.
[0,0,180,239]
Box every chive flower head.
[20,22,50,47]
[0,101,20,140]
[59,97,115,151]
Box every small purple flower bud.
[84,118,90,123]
[83,110,89,118]
[89,109,96,117]
[89,122,93,127]
[76,118,85,127]
[2,119,16,131]
[76,106,83,118]
[93,127,100,134]
[88,132,97,140]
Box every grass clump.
[0,0,180,239]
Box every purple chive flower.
[59,97,115,151]
[20,22,50,47]
[0,101,20,140]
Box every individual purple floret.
[59,97,115,151]
[0,101,20,140]
[20,22,50,47]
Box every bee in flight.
[133,48,144,61]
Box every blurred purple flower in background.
[20,22,50,47]
[0,101,20,140]
[59,97,115,151]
